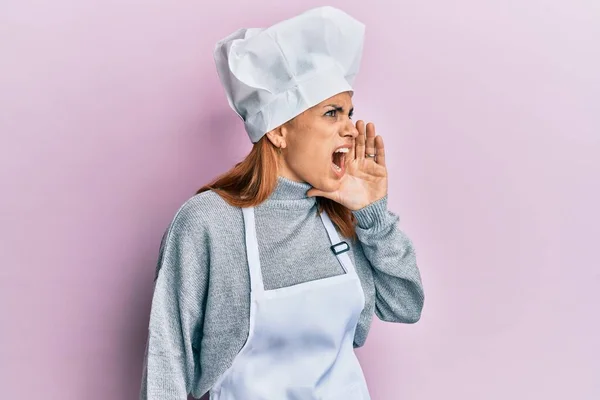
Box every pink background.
[1,1,599,399]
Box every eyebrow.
[324,104,354,115]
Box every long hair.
[196,135,357,240]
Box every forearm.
[352,195,424,323]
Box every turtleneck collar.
[260,175,317,210]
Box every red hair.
[196,135,357,240]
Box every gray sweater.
[140,176,424,399]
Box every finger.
[365,122,376,159]
[355,120,366,160]
[374,135,386,168]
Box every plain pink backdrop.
[1,1,599,399]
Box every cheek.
[288,131,315,155]
[286,121,335,165]
[296,142,329,163]
[304,139,331,163]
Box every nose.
[341,119,358,139]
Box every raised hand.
[307,120,388,211]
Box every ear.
[265,125,287,149]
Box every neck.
[260,175,316,210]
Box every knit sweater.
[139,176,424,399]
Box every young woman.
[140,6,424,400]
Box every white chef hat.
[213,6,366,143]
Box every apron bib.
[210,207,370,400]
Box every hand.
[307,120,388,211]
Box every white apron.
[209,207,371,400]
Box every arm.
[352,195,424,323]
[140,207,208,399]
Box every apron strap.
[242,207,265,293]
[319,210,356,275]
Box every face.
[266,91,358,192]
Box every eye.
[325,108,353,119]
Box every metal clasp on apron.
[330,241,350,255]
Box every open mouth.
[331,147,348,176]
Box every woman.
[140,6,424,400]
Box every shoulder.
[155,190,241,279]
[165,189,241,240]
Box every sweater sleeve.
[140,206,208,400]
[352,195,424,323]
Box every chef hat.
[213,6,366,143]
